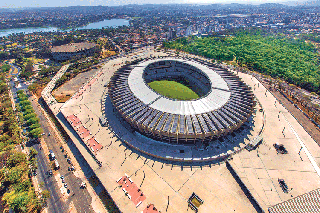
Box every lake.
[0,19,130,37]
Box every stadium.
[108,57,255,145]
[56,49,320,212]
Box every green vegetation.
[164,32,320,94]
[17,90,43,138]
[299,33,320,43]
[28,65,61,97]
[1,64,11,73]
[0,73,47,212]
[148,80,199,100]
[55,58,100,88]
[17,58,34,80]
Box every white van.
[54,159,60,170]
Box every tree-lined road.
[28,93,95,213]
[7,68,67,213]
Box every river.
[0,19,130,37]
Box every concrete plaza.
[55,48,320,212]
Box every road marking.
[282,113,320,179]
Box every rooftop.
[268,188,320,213]
[51,42,98,53]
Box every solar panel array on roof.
[191,115,202,135]
[163,114,173,133]
[131,107,149,124]
[142,110,158,129]
[179,115,185,134]
[197,115,210,135]
[149,112,163,130]
[186,115,194,135]
[122,103,143,116]
[207,112,224,131]
[170,115,179,134]
[155,113,168,132]
[137,108,153,126]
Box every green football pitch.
[148,80,199,100]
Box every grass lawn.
[148,80,199,100]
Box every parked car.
[49,150,55,160]
[54,159,60,170]
[273,143,288,154]
[278,179,288,193]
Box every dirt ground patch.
[54,94,72,103]
[52,69,98,101]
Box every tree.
[19,100,31,108]
[23,109,35,116]
[29,123,40,130]
[21,105,33,112]
[40,190,50,207]
[25,61,33,73]
[1,64,11,73]
[16,90,24,95]
[26,117,39,126]
[28,83,40,93]
[29,147,38,159]
[6,152,27,169]
[23,113,37,121]
[29,127,42,138]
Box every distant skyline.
[0,0,312,9]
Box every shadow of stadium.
[101,94,256,167]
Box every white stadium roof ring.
[108,57,255,144]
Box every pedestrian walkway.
[282,113,320,178]
[41,64,70,106]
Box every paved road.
[7,72,67,213]
[8,62,98,212]
[9,63,29,91]
[32,143,68,213]
[28,94,94,213]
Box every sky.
[0,0,309,8]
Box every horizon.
[0,0,313,9]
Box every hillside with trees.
[164,32,320,94]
